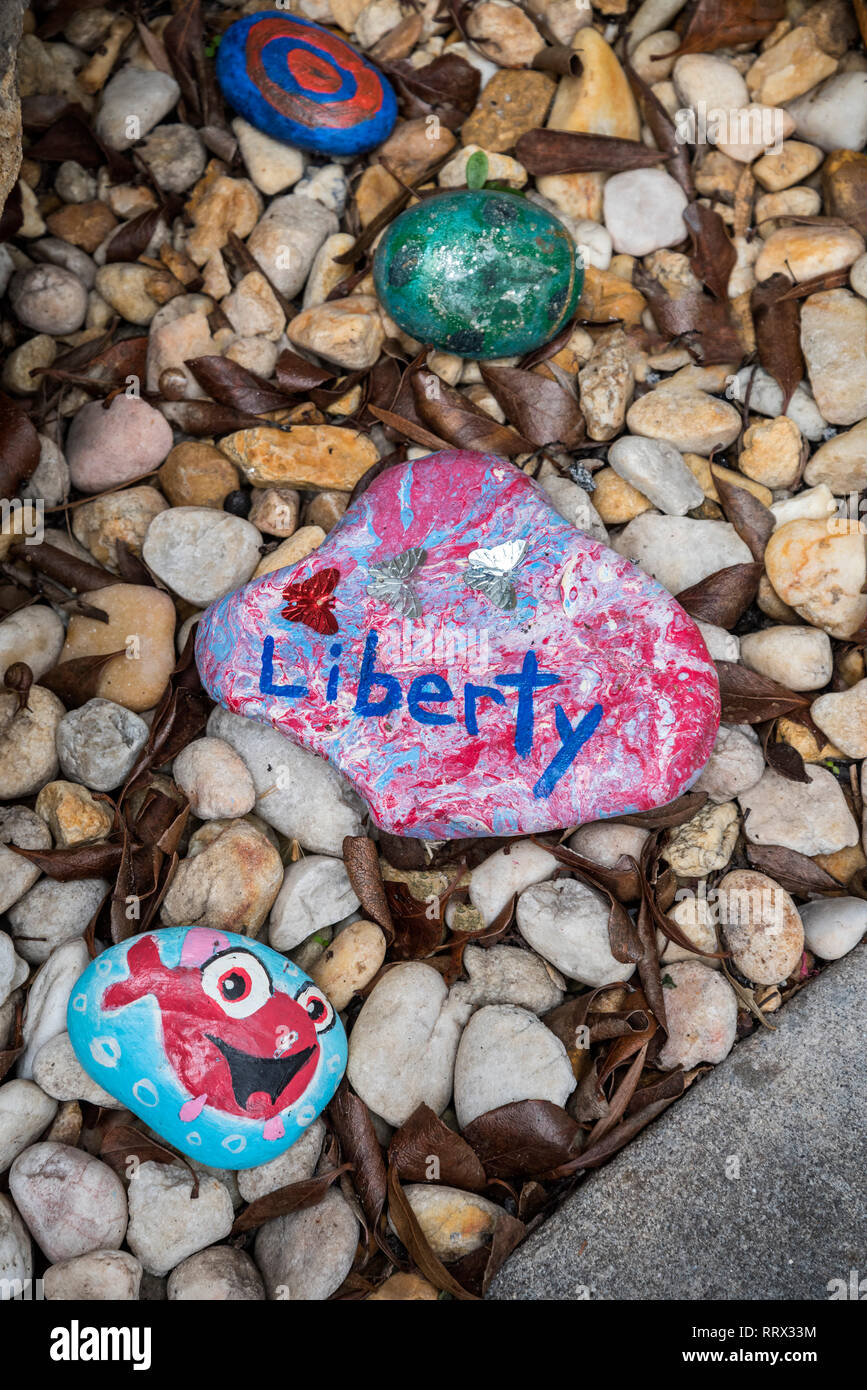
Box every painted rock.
[215,12,397,157]
[196,451,720,838]
[67,928,346,1169]
[373,190,583,358]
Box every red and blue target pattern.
[216,13,397,157]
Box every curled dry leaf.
[751,274,804,412]
[683,203,736,302]
[515,130,663,177]
[383,881,443,960]
[678,561,763,629]
[745,843,844,896]
[329,1082,388,1230]
[9,840,124,883]
[480,364,584,448]
[185,355,294,415]
[389,1102,487,1191]
[3,659,33,712]
[624,62,693,199]
[231,1166,351,1235]
[715,660,810,723]
[12,541,116,594]
[674,0,785,55]
[616,790,708,830]
[712,470,775,562]
[634,269,743,365]
[412,371,533,456]
[380,53,480,130]
[342,835,394,937]
[462,1100,582,1179]
[0,392,41,501]
[40,649,127,708]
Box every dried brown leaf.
[231,1166,351,1235]
[389,1103,487,1191]
[684,203,736,301]
[462,1100,582,1179]
[0,393,41,501]
[712,470,775,562]
[678,561,763,629]
[480,364,584,448]
[515,129,664,177]
[9,841,124,881]
[715,659,810,723]
[342,836,394,937]
[412,370,532,455]
[745,843,844,896]
[751,274,804,412]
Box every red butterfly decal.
[281,567,340,636]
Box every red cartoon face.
[102,936,334,1123]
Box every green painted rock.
[373,190,583,359]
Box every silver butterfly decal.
[367,546,428,618]
[465,538,528,611]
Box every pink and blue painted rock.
[67,928,346,1169]
[196,451,720,839]
[215,12,397,157]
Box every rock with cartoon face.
[67,927,346,1169]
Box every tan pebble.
[753,139,823,192]
[59,584,176,713]
[159,441,240,509]
[661,801,740,878]
[254,526,326,577]
[763,517,867,639]
[219,425,378,490]
[461,69,555,153]
[591,466,651,523]
[716,868,804,984]
[739,416,803,488]
[657,961,737,1068]
[800,288,867,427]
[811,679,867,758]
[755,225,865,284]
[288,296,385,371]
[45,200,116,253]
[746,26,837,105]
[367,1272,439,1301]
[305,490,349,533]
[378,117,455,183]
[248,487,300,538]
[626,389,741,456]
[35,781,113,847]
[465,2,545,67]
[311,920,387,1010]
[71,486,168,572]
[185,175,262,266]
[395,1184,500,1262]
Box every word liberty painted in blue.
[260,632,603,799]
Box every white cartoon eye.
[296,983,334,1033]
[201,950,272,1018]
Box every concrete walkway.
[490,947,864,1300]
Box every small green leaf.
[661,973,677,989]
[465,150,489,191]
[205,34,222,57]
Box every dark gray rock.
[489,946,865,1300]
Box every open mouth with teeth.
[206,1033,316,1110]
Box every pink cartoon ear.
[180,928,231,967]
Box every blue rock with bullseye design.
[216,12,397,156]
